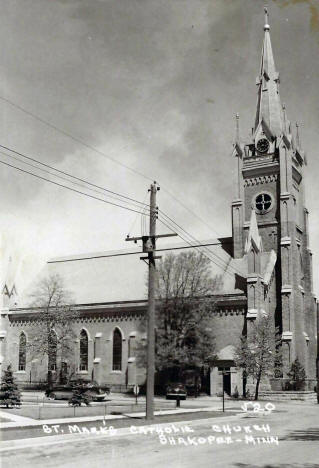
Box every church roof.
[217,345,236,361]
[18,237,251,307]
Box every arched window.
[18,333,26,371]
[79,329,88,371]
[113,328,122,371]
[48,330,57,371]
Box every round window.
[255,193,272,213]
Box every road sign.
[133,385,140,396]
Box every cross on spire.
[264,5,270,31]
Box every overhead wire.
[0,96,231,241]
[0,159,150,216]
[157,216,229,274]
[0,144,235,272]
[0,95,153,183]
[160,186,221,238]
[0,144,243,280]
[127,191,149,237]
[158,209,244,277]
[157,216,238,280]
[0,149,148,211]
[0,146,241,276]
[141,203,148,236]
[0,143,148,208]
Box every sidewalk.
[0,405,227,429]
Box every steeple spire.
[254,6,283,137]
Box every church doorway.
[218,366,231,396]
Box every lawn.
[0,416,12,422]
[2,401,175,420]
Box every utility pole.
[126,181,177,420]
[317,300,319,404]
[145,181,156,420]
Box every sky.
[0,0,318,296]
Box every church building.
[0,9,317,396]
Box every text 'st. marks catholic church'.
[0,9,317,395]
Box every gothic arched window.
[113,328,122,371]
[18,332,26,371]
[79,329,88,371]
[48,330,57,371]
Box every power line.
[0,144,236,266]
[160,186,221,238]
[0,96,232,241]
[157,217,238,279]
[158,217,232,276]
[0,159,150,216]
[127,191,149,236]
[0,150,147,211]
[0,97,238,244]
[159,146,237,238]
[0,95,153,183]
[158,209,243,277]
[0,143,147,208]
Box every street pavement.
[0,400,318,468]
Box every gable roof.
[18,237,249,307]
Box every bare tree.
[27,274,78,384]
[137,251,221,381]
[234,313,281,400]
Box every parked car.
[45,379,110,402]
[165,382,187,400]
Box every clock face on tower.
[256,138,269,153]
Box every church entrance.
[219,367,231,396]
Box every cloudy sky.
[0,0,318,294]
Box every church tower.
[232,8,317,382]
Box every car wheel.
[48,392,56,400]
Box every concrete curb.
[0,406,230,430]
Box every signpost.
[218,368,236,412]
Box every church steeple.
[254,7,283,137]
